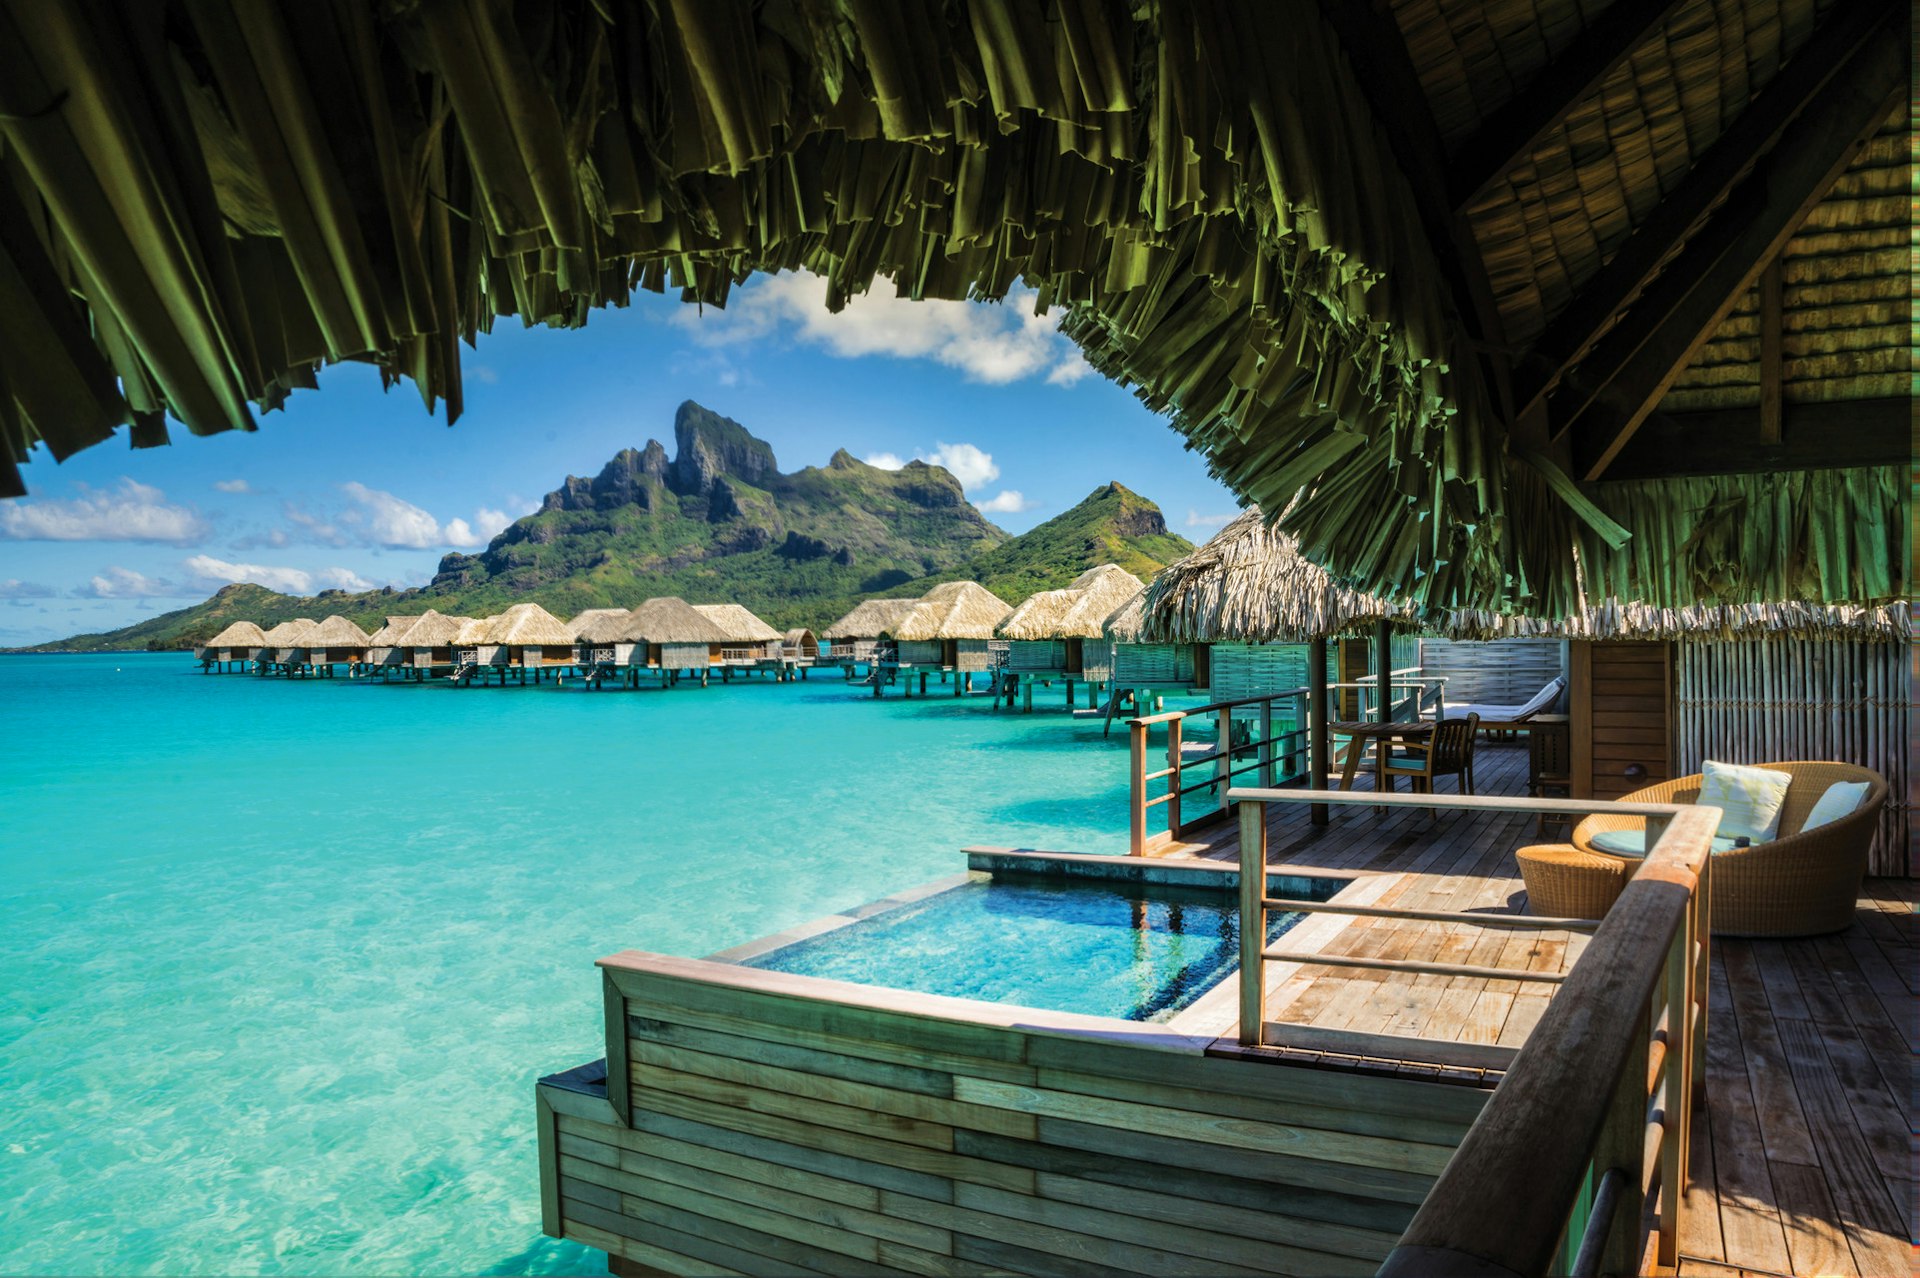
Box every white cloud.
[976,490,1038,514]
[1186,509,1235,529]
[213,478,252,494]
[444,506,515,549]
[0,478,208,544]
[316,566,376,592]
[674,271,1092,387]
[0,578,56,600]
[923,443,1000,491]
[184,555,317,594]
[863,452,907,471]
[468,364,501,385]
[82,567,186,599]
[341,482,444,549]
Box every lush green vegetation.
[23,404,1197,651]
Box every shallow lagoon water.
[0,653,1177,1275]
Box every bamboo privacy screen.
[1673,636,1913,874]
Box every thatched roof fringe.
[305,615,373,647]
[691,604,782,643]
[203,621,268,648]
[619,597,734,644]
[821,598,923,640]
[894,582,1013,641]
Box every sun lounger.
[1437,675,1565,731]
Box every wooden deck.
[1153,742,1915,1276]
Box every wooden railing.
[1127,689,1312,854]
[1125,676,1445,854]
[1228,787,1716,1278]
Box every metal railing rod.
[1567,1168,1627,1278]
[1262,897,1602,931]
[1258,951,1570,983]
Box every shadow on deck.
[1148,742,1915,1276]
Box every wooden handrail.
[1128,690,1313,854]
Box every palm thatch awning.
[458,603,575,646]
[1450,600,1911,644]
[691,604,781,644]
[259,618,317,647]
[895,582,1013,642]
[305,615,372,648]
[365,615,422,647]
[203,620,267,648]
[393,610,474,648]
[0,1,1903,617]
[821,599,921,641]
[1140,509,1419,644]
[619,597,732,645]
[569,608,632,644]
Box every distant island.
[23,401,1196,652]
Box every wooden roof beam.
[1447,0,1688,211]
[1599,398,1909,481]
[1559,25,1906,481]
[1511,0,1897,421]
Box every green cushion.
[1697,760,1794,842]
[1590,828,1741,857]
[1802,781,1871,831]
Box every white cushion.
[1801,781,1871,832]
[1697,760,1794,842]
[1590,828,1741,857]
[1443,676,1565,723]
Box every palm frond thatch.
[204,621,268,648]
[258,618,318,646]
[821,598,922,641]
[456,603,576,646]
[1102,589,1149,643]
[1140,509,1418,643]
[305,615,372,647]
[1448,599,1912,643]
[568,608,632,643]
[365,615,422,646]
[619,598,734,645]
[395,610,474,647]
[894,582,1013,641]
[691,604,782,643]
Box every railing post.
[1259,698,1275,787]
[1291,691,1308,780]
[1308,638,1330,825]
[1128,720,1148,856]
[1214,707,1229,803]
[1166,717,1184,836]
[1658,908,1693,1269]
[1692,858,1711,1108]
[1597,1005,1651,1275]
[1237,796,1267,1046]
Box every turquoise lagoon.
[0,653,1186,1275]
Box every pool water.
[746,877,1310,1022]
[0,653,1219,1276]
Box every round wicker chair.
[1571,762,1887,937]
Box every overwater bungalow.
[451,604,579,685]
[10,1,1909,1273]
[196,621,266,673]
[690,604,784,674]
[363,615,421,676]
[386,611,474,680]
[994,564,1143,712]
[1092,588,1203,716]
[297,615,373,677]
[819,598,920,668]
[568,609,633,683]
[254,619,317,677]
[890,580,1010,691]
[613,597,735,688]
[779,628,819,665]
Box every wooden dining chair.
[1382,713,1480,795]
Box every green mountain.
[25,402,1195,651]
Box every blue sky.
[0,275,1240,644]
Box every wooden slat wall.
[1212,643,1313,703]
[1113,643,1194,684]
[550,963,1492,1277]
[1570,641,1673,800]
[1008,641,1066,671]
[1416,639,1566,706]
[1673,636,1913,875]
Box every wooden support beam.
[1513,0,1896,422]
[1447,0,1687,210]
[1562,27,1905,480]
[1597,397,1909,480]
[1757,258,1784,444]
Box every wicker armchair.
[1571,761,1887,937]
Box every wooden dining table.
[1330,719,1436,793]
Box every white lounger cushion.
[1443,675,1565,723]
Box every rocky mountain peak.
[670,400,777,495]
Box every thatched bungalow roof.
[1,2,1901,620]
[1056,566,1148,639]
[1139,509,1419,644]
[259,619,317,647]
[691,604,782,644]
[894,582,1013,642]
[569,608,632,644]
[997,589,1079,642]
[821,599,922,641]
[1451,600,1912,644]
[781,628,816,646]
[1102,590,1150,645]
[365,616,421,647]
[394,611,474,648]
[305,615,372,648]
[204,621,267,649]
[619,598,733,645]
[456,603,575,647]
